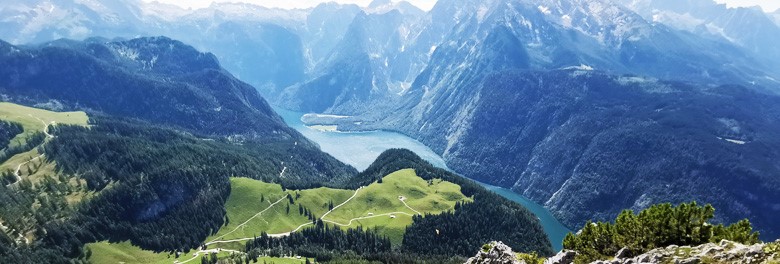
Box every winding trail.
[322,212,414,227]
[194,185,419,262]
[320,187,361,219]
[208,195,287,242]
[205,187,363,247]
[177,248,243,264]
[398,196,422,215]
[5,115,54,186]
[29,115,55,139]
[204,188,363,246]
[12,154,44,181]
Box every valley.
[275,107,448,171]
[0,36,552,263]
[277,107,570,251]
[2,0,779,262]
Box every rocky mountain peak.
[368,0,392,9]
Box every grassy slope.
[0,102,88,146]
[90,169,470,262]
[206,178,354,242]
[0,102,88,185]
[87,241,182,264]
[88,241,311,264]
[324,169,472,243]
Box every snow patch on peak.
[538,5,551,15]
[477,5,489,22]
[114,46,140,61]
[561,14,572,28]
[563,64,594,71]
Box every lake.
[275,107,570,251]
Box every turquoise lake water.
[275,107,570,251]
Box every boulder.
[544,250,576,264]
[466,241,523,264]
[615,247,633,259]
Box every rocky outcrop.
[602,240,780,264]
[543,250,576,264]
[467,240,780,264]
[466,241,524,264]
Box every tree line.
[0,116,354,263]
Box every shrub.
[563,202,760,263]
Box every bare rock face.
[467,240,780,264]
[466,241,524,264]
[544,250,576,264]
[606,240,779,264]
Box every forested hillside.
[437,70,780,240]
[0,114,355,263]
[0,113,552,263]
[0,37,293,140]
[352,149,552,256]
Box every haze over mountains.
[2,0,779,249]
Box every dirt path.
[30,115,55,139]
[198,185,400,258]
[177,248,243,264]
[208,195,287,242]
[399,196,422,215]
[320,187,361,219]
[9,154,44,185]
[5,115,55,186]
[206,187,364,247]
[322,212,415,227]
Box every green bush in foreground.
[562,202,760,263]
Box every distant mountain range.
[2,0,779,241]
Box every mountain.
[0,35,553,264]
[0,0,146,44]
[291,0,780,240]
[3,0,780,260]
[0,108,553,263]
[448,70,780,239]
[772,9,780,26]
[616,0,780,72]
[313,70,780,240]
[0,36,299,139]
[276,7,422,113]
[0,1,313,99]
[0,0,431,102]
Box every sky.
[714,0,780,12]
[143,0,780,13]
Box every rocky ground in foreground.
[467,240,780,264]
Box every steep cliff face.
[432,70,780,239]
